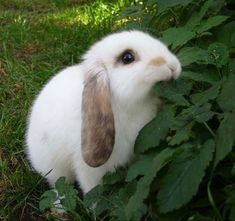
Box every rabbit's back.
[26,65,84,185]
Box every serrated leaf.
[85,185,123,217]
[217,21,235,49]
[60,189,77,211]
[214,112,235,166]
[126,148,176,220]
[182,71,218,84]
[55,177,67,197]
[103,169,126,184]
[94,194,120,216]
[157,140,215,213]
[191,104,214,123]
[175,104,214,125]
[185,0,214,28]
[169,122,193,146]
[39,190,57,211]
[111,181,137,221]
[217,75,235,111]
[154,80,192,106]
[126,154,154,182]
[178,43,229,68]
[161,27,195,49]
[196,15,229,34]
[228,60,235,75]
[83,185,103,208]
[54,177,78,211]
[191,83,220,105]
[205,42,229,68]
[158,0,193,12]
[135,105,174,153]
[177,47,207,66]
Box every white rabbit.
[26,30,181,194]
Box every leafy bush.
[40,0,235,220]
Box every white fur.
[26,30,181,193]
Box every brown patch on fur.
[149,56,166,66]
[81,68,115,167]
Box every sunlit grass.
[44,1,123,26]
[0,0,130,219]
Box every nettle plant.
[39,0,235,220]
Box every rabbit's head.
[81,30,181,168]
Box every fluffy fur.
[26,30,181,193]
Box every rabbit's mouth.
[144,69,174,84]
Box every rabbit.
[26,30,181,194]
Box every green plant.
[40,0,235,220]
[39,177,97,220]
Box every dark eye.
[121,51,135,64]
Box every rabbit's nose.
[167,61,181,79]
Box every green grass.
[2,1,234,220]
[0,0,128,219]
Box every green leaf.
[157,140,215,213]
[185,0,214,28]
[154,80,192,106]
[55,177,78,211]
[175,104,214,125]
[103,169,126,184]
[83,185,103,208]
[197,0,214,21]
[189,213,214,221]
[55,177,67,197]
[169,122,193,146]
[232,164,235,176]
[60,192,77,211]
[178,43,229,68]
[156,210,186,221]
[214,112,235,166]
[228,60,235,75]
[39,190,57,211]
[217,21,235,49]
[126,154,154,182]
[205,42,229,68]
[177,47,207,66]
[191,83,220,105]
[217,75,235,111]
[182,71,219,84]
[158,0,193,12]
[161,27,195,49]
[125,148,176,220]
[196,15,229,34]
[230,206,235,221]
[196,107,214,123]
[225,185,235,221]
[111,181,137,221]
[135,105,175,153]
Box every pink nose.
[167,60,181,79]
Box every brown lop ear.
[81,65,115,167]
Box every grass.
[0,0,129,220]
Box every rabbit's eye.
[122,51,135,64]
